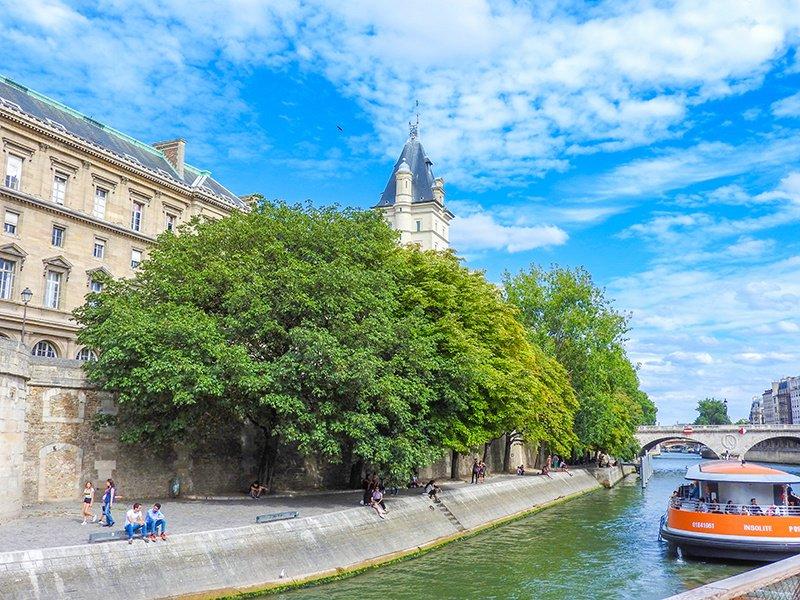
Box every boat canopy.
[685,462,800,484]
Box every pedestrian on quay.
[146,503,168,541]
[478,461,487,483]
[100,479,116,527]
[81,481,97,525]
[471,458,479,484]
[124,502,148,544]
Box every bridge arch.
[741,434,800,459]
[639,436,721,458]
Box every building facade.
[749,396,764,425]
[0,76,244,359]
[375,123,454,251]
[758,377,800,425]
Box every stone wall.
[0,341,29,520]
[745,438,800,464]
[0,470,609,600]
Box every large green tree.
[77,202,577,486]
[503,265,656,459]
[694,398,731,425]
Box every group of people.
[361,474,397,519]
[80,479,168,544]
[471,459,487,484]
[540,454,572,478]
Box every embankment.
[0,467,632,600]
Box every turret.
[393,159,414,236]
[432,177,445,205]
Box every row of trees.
[76,202,655,487]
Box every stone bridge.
[635,425,800,459]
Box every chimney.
[152,138,185,178]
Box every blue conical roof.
[375,134,437,207]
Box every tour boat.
[660,461,800,562]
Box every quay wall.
[0,469,621,600]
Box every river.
[274,455,796,600]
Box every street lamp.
[20,287,32,348]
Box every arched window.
[76,348,97,361]
[32,340,58,358]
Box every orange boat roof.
[700,463,788,476]
[686,461,800,484]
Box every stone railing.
[665,554,800,599]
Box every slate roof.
[0,76,245,210]
[376,135,438,207]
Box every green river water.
[274,455,795,600]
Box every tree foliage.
[503,265,656,458]
[694,398,731,425]
[76,202,577,486]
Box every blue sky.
[3,0,800,424]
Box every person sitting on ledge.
[146,503,167,542]
[408,473,421,489]
[249,481,267,499]
[516,465,525,476]
[370,486,388,519]
[424,480,441,502]
[124,503,148,544]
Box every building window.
[415,220,422,232]
[0,258,14,300]
[90,279,104,293]
[93,187,108,219]
[4,155,22,190]
[51,225,65,247]
[3,210,19,235]
[131,201,143,231]
[93,238,106,259]
[165,212,177,232]
[44,270,62,308]
[32,340,58,358]
[52,173,67,204]
[131,249,142,269]
[76,348,98,361]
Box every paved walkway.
[0,476,526,552]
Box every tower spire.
[409,100,419,140]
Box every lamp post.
[20,287,32,348]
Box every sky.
[2,0,800,424]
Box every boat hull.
[661,526,800,562]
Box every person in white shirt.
[124,503,147,544]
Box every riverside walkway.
[0,476,514,552]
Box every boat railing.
[669,497,800,516]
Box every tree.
[735,418,749,425]
[76,202,578,487]
[694,398,731,425]
[503,265,656,459]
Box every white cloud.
[449,206,568,253]
[2,0,800,186]
[772,91,800,117]
[667,351,715,365]
[733,351,795,364]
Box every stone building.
[0,76,245,358]
[749,396,764,425]
[375,122,454,251]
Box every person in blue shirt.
[100,479,115,527]
[146,503,167,541]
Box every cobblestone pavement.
[0,476,519,552]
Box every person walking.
[100,479,116,527]
[124,503,148,544]
[145,503,167,541]
[81,481,96,525]
[471,458,479,484]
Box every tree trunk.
[503,434,513,473]
[349,458,364,489]
[450,449,459,480]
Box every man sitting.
[249,481,267,499]
[749,498,764,516]
[124,503,148,544]
[146,503,167,541]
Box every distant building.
[749,396,764,424]
[762,388,778,424]
[789,376,800,424]
[777,379,792,424]
[375,121,454,251]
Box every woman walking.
[101,479,116,527]
[81,481,96,525]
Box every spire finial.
[409,100,420,140]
